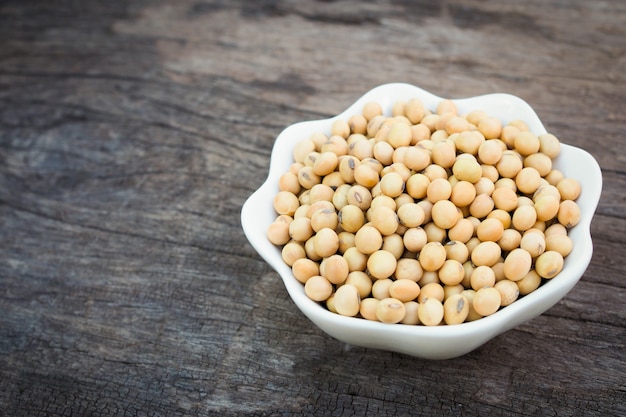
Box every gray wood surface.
[1,1,624,415]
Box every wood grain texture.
[0,0,624,416]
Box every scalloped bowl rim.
[241,83,602,359]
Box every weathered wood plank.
[0,0,624,416]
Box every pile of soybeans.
[266,97,581,326]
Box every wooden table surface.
[1,1,624,415]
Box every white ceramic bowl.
[241,83,602,360]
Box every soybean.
[344,266,370,291]
[535,251,564,279]
[333,284,361,317]
[304,275,333,302]
[419,242,447,272]
[401,301,421,325]
[503,248,532,282]
[360,298,380,321]
[473,287,502,317]
[320,254,349,285]
[558,200,581,228]
[269,95,582,327]
[389,279,421,302]
[376,298,406,323]
[292,258,320,284]
[367,250,398,280]
[443,294,470,325]
[471,241,501,267]
[494,279,520,307]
